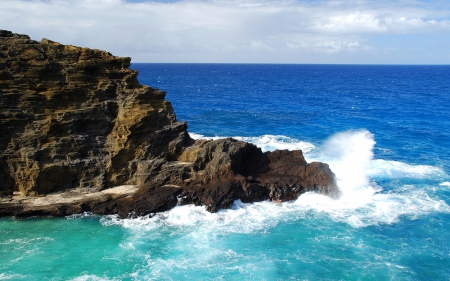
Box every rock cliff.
[0,30,189,197]
[0,30,340,218]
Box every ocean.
[1,64,449,280]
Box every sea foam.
[368,159,447,179]
[0,273,27,281]
[68,275,117,281]
[189,133,315,153]
[295,129,450,227]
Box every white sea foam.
[0,273,27,280]
[189,133,315,153]
[105,185,449,232]
[102,201,281,234]
[293,187,450,227]
[188,132,206,140]
[68,275,117,281]
[0,237,54,248]
[368,159,447,179]
[235,135,315,153]
[440,182,450,187]
[294,129,450,227]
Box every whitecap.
[235,135,315,153]
[0,237,54,247]
[0,273,27,280]
[68,275,118,281]
[188,133,315,153]
[368,159,447,179]
[188,132,205,140]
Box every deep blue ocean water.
[1,64,449,280]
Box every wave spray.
[322,129,379,203]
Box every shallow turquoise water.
[2,203,449,280]
[1,64,449,280]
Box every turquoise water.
[1,64,449,280]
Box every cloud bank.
[1,0,450,64]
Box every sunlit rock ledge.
[0,30,340,218]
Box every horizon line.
[130,62,450,66]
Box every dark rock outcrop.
[116,138,339,217]
[0,30,340,218]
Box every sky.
[1,0,450,64]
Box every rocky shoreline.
[0,30,340,218]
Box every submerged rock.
[0,30,340,218]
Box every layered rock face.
[0,30,340,218]
[0,30,189,197]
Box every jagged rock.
[113,138,340,217]
[186,139,340,204]
[0,30,191,197]
[0,30,340,218]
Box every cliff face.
[0,30,340,218]
[0,30,189,196]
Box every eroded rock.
[0,30,190,197]
[119,138,340,217]
[0,30,340,218]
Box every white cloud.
[250,41,275,51]
[287,40,367,54]
[0,0,449,63]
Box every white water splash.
[319,129,379,201]
[296,129,450,227]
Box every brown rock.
[181,139,340,211]
[124,138,340,217]
[0,30,191,197]
[0,30,340,218]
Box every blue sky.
[1,0,449,64]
